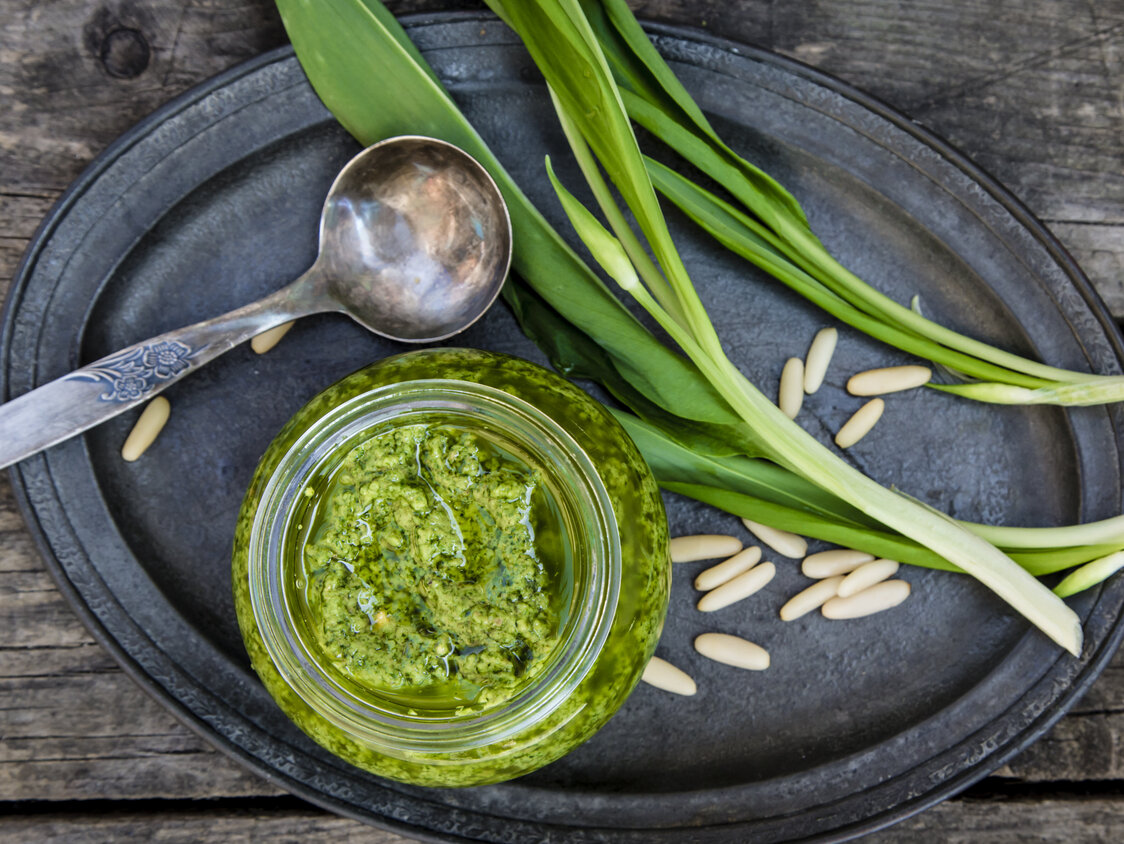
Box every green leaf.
[584,0,717,142]
[617,393,1121,579]
[588,0,1124,402]
[276,0,735,420]
[645,156,1054,389]
[1054,551,1124,598]
[545,156,640,292]
[587,0,813,232]
[504,278,761,456]
[663,481,960,572]
[1012,545,1124,578]
[488,0,724,349]
[621,89,814,245]
[931,378,1124,407]
[616,412,876,526]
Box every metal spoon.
[0,135,512,469]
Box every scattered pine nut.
[694,633,769,670]
[741,518,807,559]
[837,559,900,598]
[778,357,804,418]
[641,656,697,695]
[694,546,762,591]
[847,365,931,396]
[780,575,845,621]
[251,321,294,354]
[803,327,838,394]
[802,549,875,579]
[121,396,171,462]
[822,580,911,619]
[669,534,743,563]
[698,562,776,612]
[835,398,885,449]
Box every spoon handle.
[0,280,317,470]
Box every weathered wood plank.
[0,477,103,654]
[871,795,1124,842]
[0,807,412,843]
[1,796,1123,843]
[1005,712,1124,783]
[0,189,58,294]
[0,667,283,801]
[1003,654,1124,781]
[0,471,282,801]
[0,476,40,571]
[0,0,285,195]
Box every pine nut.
[251,320,294,354]
[822,580,911,619]
[694,546,762,591]
[780,575,845,621]
[694,633,769,670]
[741,518,807,559]
[641,656,697,695]
[778,357,804,418]
[669,534,743,563]
[802,549,875,579]
[803,327,838,394]
[698,562,776,612]
[837,559,900,597]
[835,398,885,448]
[121,396,171,462]
[847,365,931,396]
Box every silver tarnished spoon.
[0,136,512,469]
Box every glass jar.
[232,348,670,786]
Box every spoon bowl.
[317,136,511,342]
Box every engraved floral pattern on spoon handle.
[64,340,203,402]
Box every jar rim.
[247,377,622,753]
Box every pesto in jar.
[234,348,670,787]
[296,423,565,711]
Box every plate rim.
[4,10,1124,842]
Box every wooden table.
[2,1,1123,840]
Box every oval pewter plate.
[4,12,1124,843]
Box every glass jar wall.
[232,349,669,786]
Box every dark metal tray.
[5,12,1124,843]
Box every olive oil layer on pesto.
[301,424,559,708]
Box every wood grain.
[1005,647,1124,782]
[872,795,1124,842]
[2,795,1124,843]
[3,0,1124,840]
[0,475,282,801]
[0,807,411,843]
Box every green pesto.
[300,424,558,709]
[233,349,670,787]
